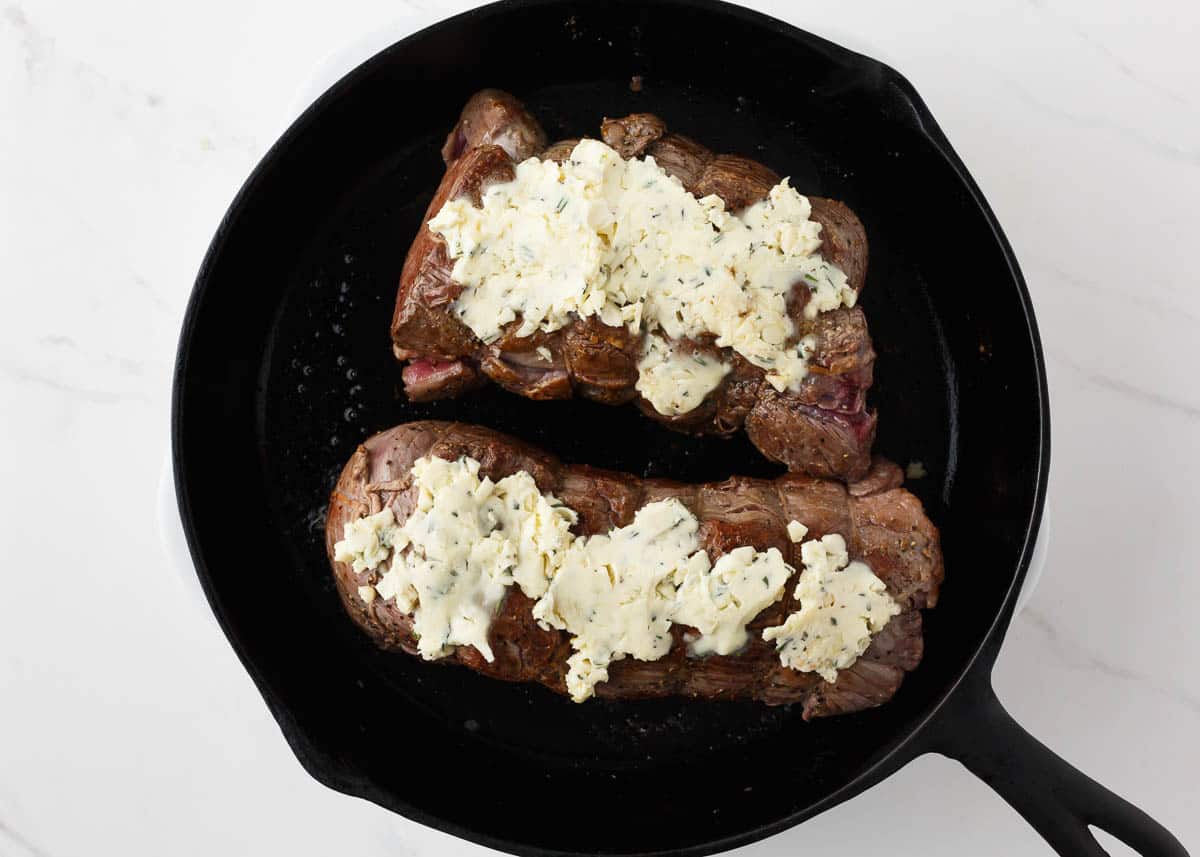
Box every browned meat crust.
[440,88,548,165]
[326,421,943,718]
[394,91,876,481]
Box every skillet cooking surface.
[175,1,1045,853]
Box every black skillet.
[172,1,1188,854]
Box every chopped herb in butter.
[368,456,576,662]
[533,498,705,701]
[427,139,855,415]
[334,508,401,573]
[762,534,901,682]
[334,455,897,700]
[635,335,732,416]
[673,545,793,657]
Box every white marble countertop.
[1,1,1197,854]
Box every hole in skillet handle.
[930,670,1189,857]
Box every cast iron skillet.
[172,1,1188,854]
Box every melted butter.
[334,456,897,700]
[427,139,855,413]
[762,534,901,682]
[368,456,576,661]
[674,546,793,656]
[334,508,400,573]
[533,498,705,701]
[634,335,732,416]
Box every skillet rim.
[171,0,1051,853]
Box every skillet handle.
[933,677,1188,856]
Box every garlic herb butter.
[334,456,898,701]
[427,139,854,416]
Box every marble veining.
[1021,607,1200,719]
[1029,254,1200,327]
[3,5,50,82]
[1024,0,1194,108]
[1047,348,1200,421]
[1006,79,1200,166]
[0,1,1196,855]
